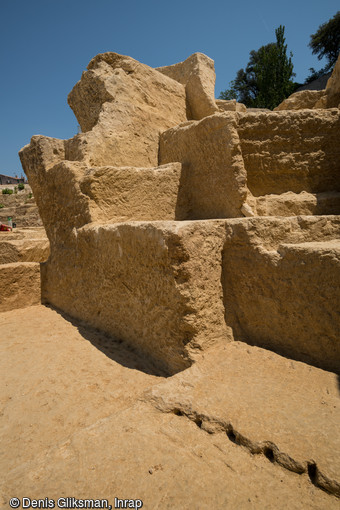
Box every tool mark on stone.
[169,407,340,498]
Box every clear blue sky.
[1,0,338,176]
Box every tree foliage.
[309,11,340,73]
[219,26,296,110]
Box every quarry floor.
[1,305,339,509]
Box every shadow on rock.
[46,304,169,378]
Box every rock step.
[223,219,340,374]
[0,238,49,264]
[253,191,340,216]
[0,262,42,312]
[0,228,49,311]
[0,203,42,227]
[1,227,47,241]
[39,217,340,375]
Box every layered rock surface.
[0,227,49,312]
[160,109,340,218]
[9,49,340,506]
[222,216,340,373]
[19,51,340,375]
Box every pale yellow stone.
[1,306,339,505]
[18,52,340,378]
[159,113,248,218]
[274,90,324,110]
[157,52,219,120]
[216,98,247,112]
[0,262,41,311]
[275,52,340,110]
[67,52,188,167]
[10,49,340,507]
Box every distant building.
[296,72,332,92]
[0,174,26,185]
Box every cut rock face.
[160,109,340,218]
[67,52,188,167]
[237,109,340,196]
[41,221,229,375]
[159,113,248,218]
[79,163,189,223]
[19,51,340,375]
[222,216,340,373]
[157,52,219,120]
[0,227,49,312]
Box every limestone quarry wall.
[159,113,248,218]
[237,109,340,196]
[19,51,340,375]
[160,109,340,218]
[38,216,340,374]
[0,227,49,312]
[79,163,189,223]
[222,216,340,373]
[41,221,229,375]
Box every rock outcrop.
[216,98,247,112]
[67,52,188,168]
[275,52,340,110]
[274,89,325,111]
[157,52,218,120]
[7,49,340,507]
[19,51,340,376]
[160,109,340,218]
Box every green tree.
[219,26,296,109]
[309,11,340,74]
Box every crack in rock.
[161,404,340,498]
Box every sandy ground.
[1,304,339,509]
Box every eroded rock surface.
[79,163,189,222]
[157,52,218,120]
[160,109,340,218]
[159,113,247,218]
[0,227,49,311]
[67,52,188,167]
[1,306,339,507]
[275,52,340,110]
[222,216,340,373]
[10,48,340,507]
[40,220,229,374]
[19,52,340,373]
